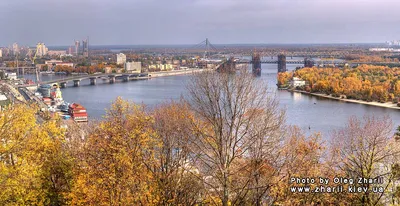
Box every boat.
[25,79,34,85]
[68,103,88,122]
[41,71,55,75]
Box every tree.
[151,101,205,205]
[330,116,400,205]
[187,70,286,206]
[0,104,69,205]
[68,97,159,205]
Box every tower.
[278,54,287,73]
[82,37,89,57]
[252,51,261,76]
[74,40,80,56]
[304,58,314,68]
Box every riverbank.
[288,89,400,110]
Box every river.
[24,61,400,139]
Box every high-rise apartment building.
[74,40,80,56]
[12,43,19,55]
[117,53,126,65]
[36,43,48,57]
[82,37,89,57]
[68,46,73,55]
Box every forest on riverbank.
[2,70,400,205]
[278,65,400,103]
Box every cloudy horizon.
[1,0,399,46]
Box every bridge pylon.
[252,50,261,76]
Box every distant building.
[82,38,89,57]
[104,67,113,74]
[7,73,17,80]
[290,77,306,87]
[117,53,126,65]
[0,49,2,58]
[36,43,48,57]
[369,48,393,52]
[12,43,19,55]
[68,46,73,55]
[74,40,80,56]
[125,62,141,73]
[45,60,73,68]
[48,50,67,56]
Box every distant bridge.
[0,67,36,69]
[234,59,344,64]
[17,73,150,88]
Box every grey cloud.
[0,0,400,46]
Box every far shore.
[149,68,213,78]
[287,89,400,110]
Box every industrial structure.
[217,57,236,73]
[252,51,261,76]
[304,57,315,68]
[82,37,89,57]
[278,54,287,73]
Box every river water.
[24,62,400,139]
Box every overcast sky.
[0,0,399,46]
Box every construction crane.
[31,43,42,85]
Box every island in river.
[278,65,400,108]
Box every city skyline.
[1,0,400,46]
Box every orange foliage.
[285,65,400,102]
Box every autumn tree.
[330,116,400,205]
[151,101,205,205]
[0,104,69,205]
[187,70,286,206]
[68,97,159,205]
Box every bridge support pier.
[73,80,80,87]
[109,76,116,84]
[123,75,130,82]
[90,78,96,85]
[60,82,67,88]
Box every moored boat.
[68,103,88,122]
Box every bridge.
[0,67,37,76]
[0,67,36,69]
[234,59,344,64]
[17,72,150,88]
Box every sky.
[0,0,399,46]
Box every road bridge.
[17,73,150,88]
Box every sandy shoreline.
[287,89,400,110]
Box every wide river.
[25,62,400,139]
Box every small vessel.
[25,79,34,85]
[41,71,55,75]
[68,103,88,122]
